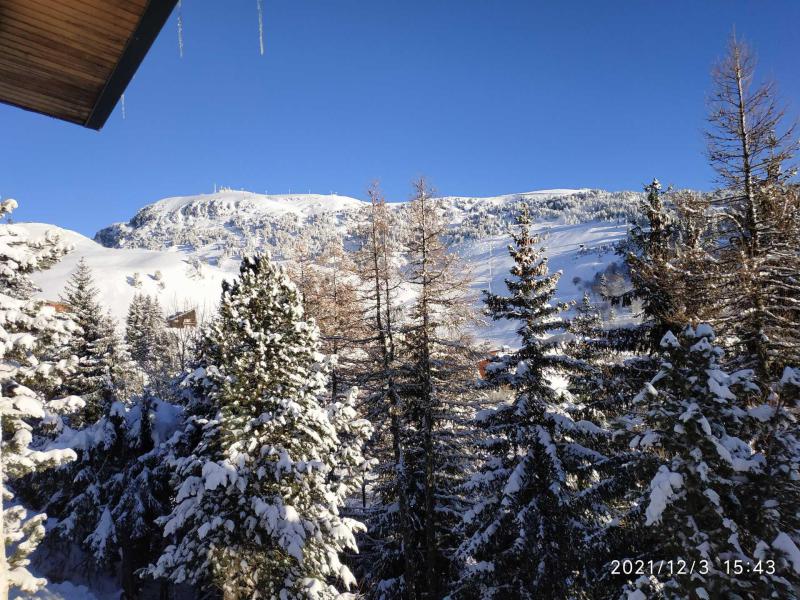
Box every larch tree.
[286,229,322,318]
[668,190,722,328]
[705,34,800,383]
[151,255,371,600]
[0,199,78,599]
[309,235,365,403]
[397,178,476,600]
[349,183,411,599]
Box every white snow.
[773,532,800,574]
[140,190,364,216]
[20,222,231,328]
[11,581,100,600]
[645,465,683,525]
[748,404,775,422]
[20,188,638,348]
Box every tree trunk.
[120,546,137,599]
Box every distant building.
[477,349,503,379]
[167,309,198,329]
[44,300,71,314]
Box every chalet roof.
[0,0,178,130]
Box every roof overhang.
[0,0,178,130]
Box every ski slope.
[22,223,232,326]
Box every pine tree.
[623,179,683,352]
[126,293,149,368]
[620,325,800,599]
[451,203,610,599]
[60,259,137,423]
[0,199,78,599]
[47,393,177,599]
[151,255,371,599]
[572,292,601,339]
[126,294,173,396]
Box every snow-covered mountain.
[25,188,641,347]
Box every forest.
[1,36,799,600]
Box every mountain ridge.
[19,187,642,347]
[94,188,640,253]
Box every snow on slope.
[462,220,627,346]
[23,188,638,347]
[21,223,233,326]
[94,188,639,252]
[148,191,364,214]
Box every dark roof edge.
[84,0,178,130]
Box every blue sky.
[1,1,798,236]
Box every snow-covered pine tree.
[126,294,173,396]
[0,199,78,599]
[125,293,149,368]
[48,393,178,599]
[620,325,799,599]
[95,312,141,403]
[565,290,625,417]
[451,202,611,599]
[151,254,371,600]
[59,259,136,423]
[572,292,601,340]
[606,180,706,424]
[623,179,683,352]
[49,401,129,570]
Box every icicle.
[256,0,265,55]
[121,93,126,120]
[177,0,184,58]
